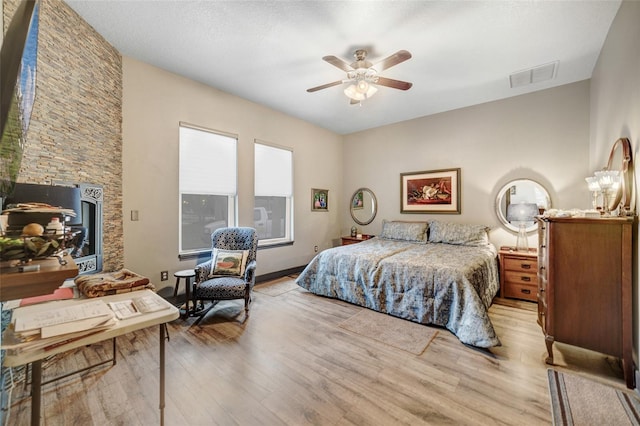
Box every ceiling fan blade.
[307,80,344,93]
[323,55,354,72]
[375,76,413,90]
[350,99,360,106]
[374,50,412,71]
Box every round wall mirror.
[495,179,551,233]
[350,188,377,226]
[605,137,633,214]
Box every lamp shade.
[594,170,620,190]
[585,176,601,192]
[506,203,539,223]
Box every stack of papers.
[2,300,116,354]
[108,295,168,320]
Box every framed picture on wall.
[352,190,363,210]
[311,188,329,211]
[400,168,461,214]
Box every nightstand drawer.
[504,282,537,301]
[503,257,536,273]
[504,270,536,285]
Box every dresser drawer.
[503,257,536,273]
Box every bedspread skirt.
[296,239,501,348]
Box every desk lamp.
[507,203,539,252]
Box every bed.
[296,220,501,348]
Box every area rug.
[254,278,299,297]
[547,369,640,425]
[339,309,437,355]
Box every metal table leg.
[30,360,41,426]
[159,323,166,426]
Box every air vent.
[509,61,559,88]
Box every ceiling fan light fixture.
[309,48,411,103]
[364,84,377,97]
[344,82,377,101]
[344,84,363,100]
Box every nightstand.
[499,246,537,302]
[341,235,374,246]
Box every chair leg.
[244,292,251,315]
[173,276,181,297]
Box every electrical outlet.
[160,271,168,281]
[314,245,319,252]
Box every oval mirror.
[495,179,551,233]
[605,137,633,214]
[350,188,377,226]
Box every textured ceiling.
[66,0,621,135]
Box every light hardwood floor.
[6,277,629,425]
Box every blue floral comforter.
[296,238,501,348]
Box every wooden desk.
[0,253,78,302]
[3,290,179,425]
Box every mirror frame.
[606,137,633,214]
[350,187,377,226]
[495,179,551,233]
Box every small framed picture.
[311,188,329,211]
[352,190,364,210]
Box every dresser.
[498,247,537,302]
[537,216,634,388]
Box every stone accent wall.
[3,0,123,270]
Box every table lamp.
[507,203,539,252]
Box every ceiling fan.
[307,49,413,105]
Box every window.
[179,123,237,254]
[254,141,293,245]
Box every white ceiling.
[65,0,621,135]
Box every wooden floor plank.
[6,279,628,425]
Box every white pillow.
[209,248,248,277]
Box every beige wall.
[343,81,591,250]
[590,0,640,376]
[122,57,343,291]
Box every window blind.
[179,125,237,195]
[254,142,292,196]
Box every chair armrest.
[194,260,213,284]
[244,260,257,284]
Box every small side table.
[341,234,375,246]
[173,269,196,318]
[498,246,537,302]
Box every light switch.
[131,210,139,221]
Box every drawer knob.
[521,276,531,282]
[521,289,531,294]
[521,264,531,269]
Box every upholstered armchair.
[192,227,258,320]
